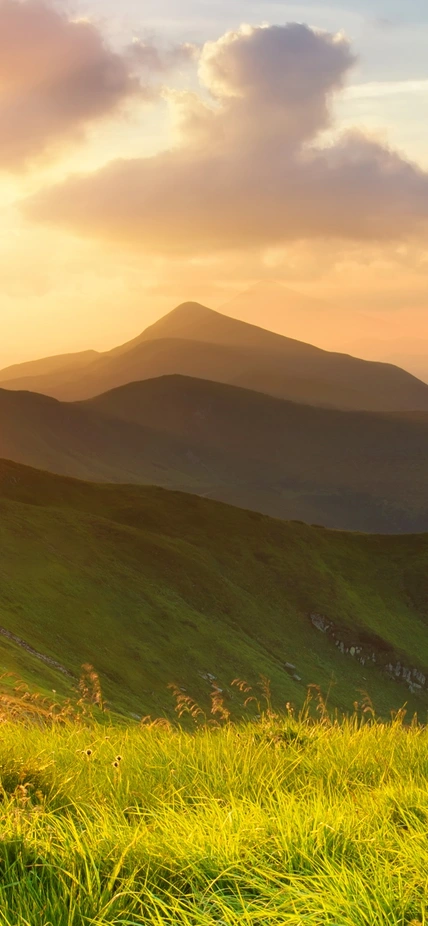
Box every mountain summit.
[1,300,428,412]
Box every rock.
[310,614,331,633]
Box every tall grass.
[0,686,427,925]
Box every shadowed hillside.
[2,302,428,412]
[87,375,428,532]
[1,458,428,716]
[0,384,210,486]
[3,376,428,531]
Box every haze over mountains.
[2,301,428,413]
[3,374,428,532]
[220,282,428,384]
[220,282,378,354]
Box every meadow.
[0,684,427,926]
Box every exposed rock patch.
[310,613,426,695]
[0,625,74,678]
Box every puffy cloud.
[26,22,428,251]
[0,0,189,170]
[198,23,354,141]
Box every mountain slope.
[87,375,428,532]
[3,376,428,532]
[0,349,99,384]
[0,384,220,487]
[2,302,428,412]
[1,458,428,717]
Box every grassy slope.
[1,459,428,717]
[2,302,428,411]
[0,715,427,924]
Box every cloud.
[26,22,428,251]
[0,0,190,170]
[127,38,197,74]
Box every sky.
[1,0,428,367]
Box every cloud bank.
[26,22,428,250]
[0,0,189,169]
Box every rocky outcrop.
[0,625,74,678]
[310,613,426,695]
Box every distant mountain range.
[2,458,428,716]
[3,374,428,532]
[2,301,428,412]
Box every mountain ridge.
[2,374,428,532]
[2,301,428,412]
[0,349,100,384]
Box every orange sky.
[0,1,428,370]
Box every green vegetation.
[0,703,427,924]
[1,459,428,717]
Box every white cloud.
[25,22,428,253]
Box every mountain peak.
[173,301,213,314]
[163,301,216,323]
[125,300,224,349]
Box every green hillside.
[1,458,428,718]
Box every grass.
[2,458,428,717]
[0,695,427,925]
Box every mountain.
[342,336,428,386]
[87,375,428,532]
[3,375,428,532]
[0,349,99,384]
[1,458,428,717]
[2,301,428,412]
[0,383,216,487]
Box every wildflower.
[115,755,123,763]
[112,760,120,769]
[83,748,93,758]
